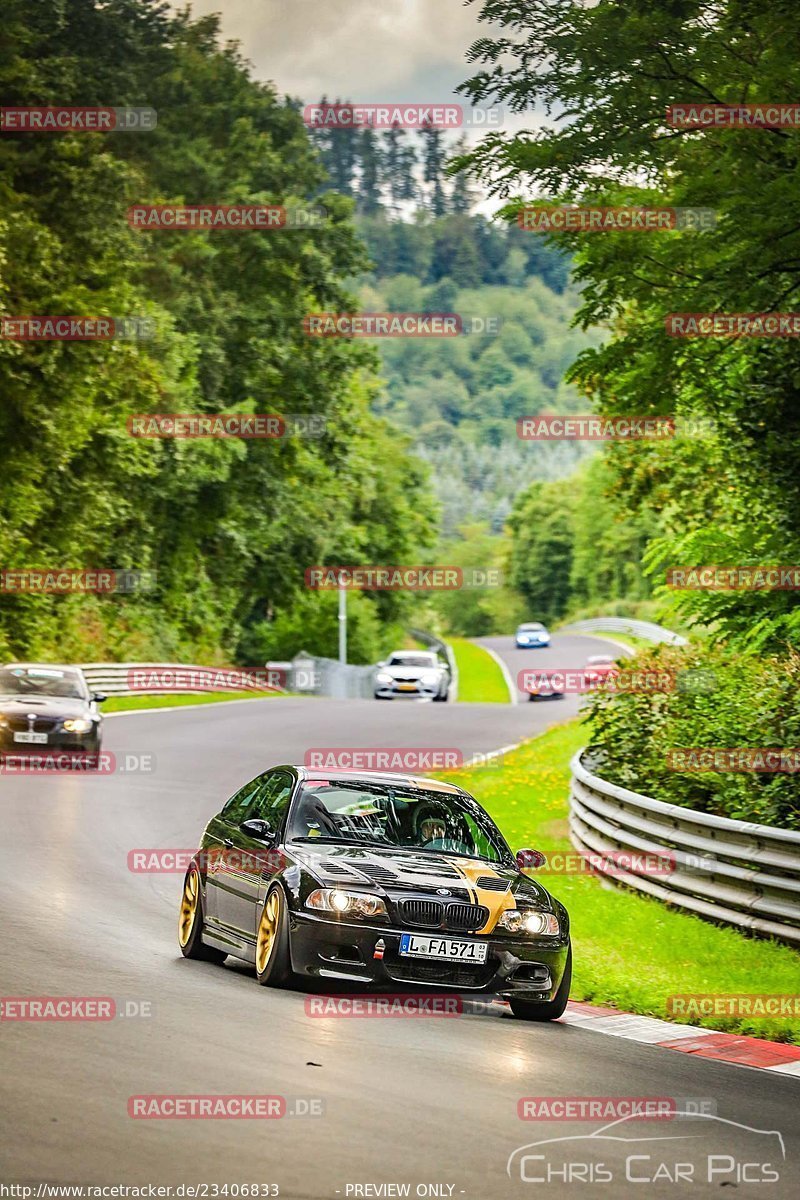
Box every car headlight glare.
[63,717,93,733]
[376,672,393,684]
[498,909,559,936]
[306,889,388,919]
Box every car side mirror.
[240,818,274,842]
[516,848,547,871]
[376,661,386,668]
[92,692,107,704]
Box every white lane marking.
[479,643,517,705]
[767,1061,800,1076]
[560,1011,718,1044]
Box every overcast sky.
[179,0,494,107]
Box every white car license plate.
[399,933,488,963]
[13,732,48,745]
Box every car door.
[214,769,295,943]
[203,775,264,925]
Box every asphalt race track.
[1,634,797,1197]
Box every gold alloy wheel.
[179,869,199,947]
[256,890,281,975]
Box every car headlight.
[420,671,439,684]
[63,717,93,733]
[0,715,9,729]
[376,672,393,684]
[497,909,559,936]
[306,889,388,919]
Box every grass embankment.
[449,637,511,703]
[445,720,800,1043]
[103,691,279,713]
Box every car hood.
[290,842,555,912]
[378,664,440,679]
[0,695,91,719]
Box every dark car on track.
[179,766,572,1020]
[0,663,105,756]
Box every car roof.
[289,765,462,793]
[518,622,545,629]
[387,649,436,657]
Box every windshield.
[386,654,436,668]
[288,780,512,864]
[0,667,86,700]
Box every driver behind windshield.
[413,802,471,855]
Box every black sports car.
[179,766,571,1020]
[0,663,105,756]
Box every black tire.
[528,692,541,702]
[509,946,572,1021]
[433,689,448,702]
[255,885,293,987]
[178,865,227,962]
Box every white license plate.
[13,732,48,745]
[399,933,488,963]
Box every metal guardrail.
[77,663,280,696]
[568,750,800,945]
[292,653,376,700]
[560,617,688,645]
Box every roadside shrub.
[584,644,800,829]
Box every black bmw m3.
[179,766,572,1020]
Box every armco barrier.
[77,663,280,696]
[568,750,800,945]
[560,617,687,645]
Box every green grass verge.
[449,637,511,703]
[103,691,279,713]
[444,719,800,1043]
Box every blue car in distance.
[515,622,551,649]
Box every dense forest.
[0,1,436,664]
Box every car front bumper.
[374,682,442,699]
[288,911,570,1001]
[0,730,101,754]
